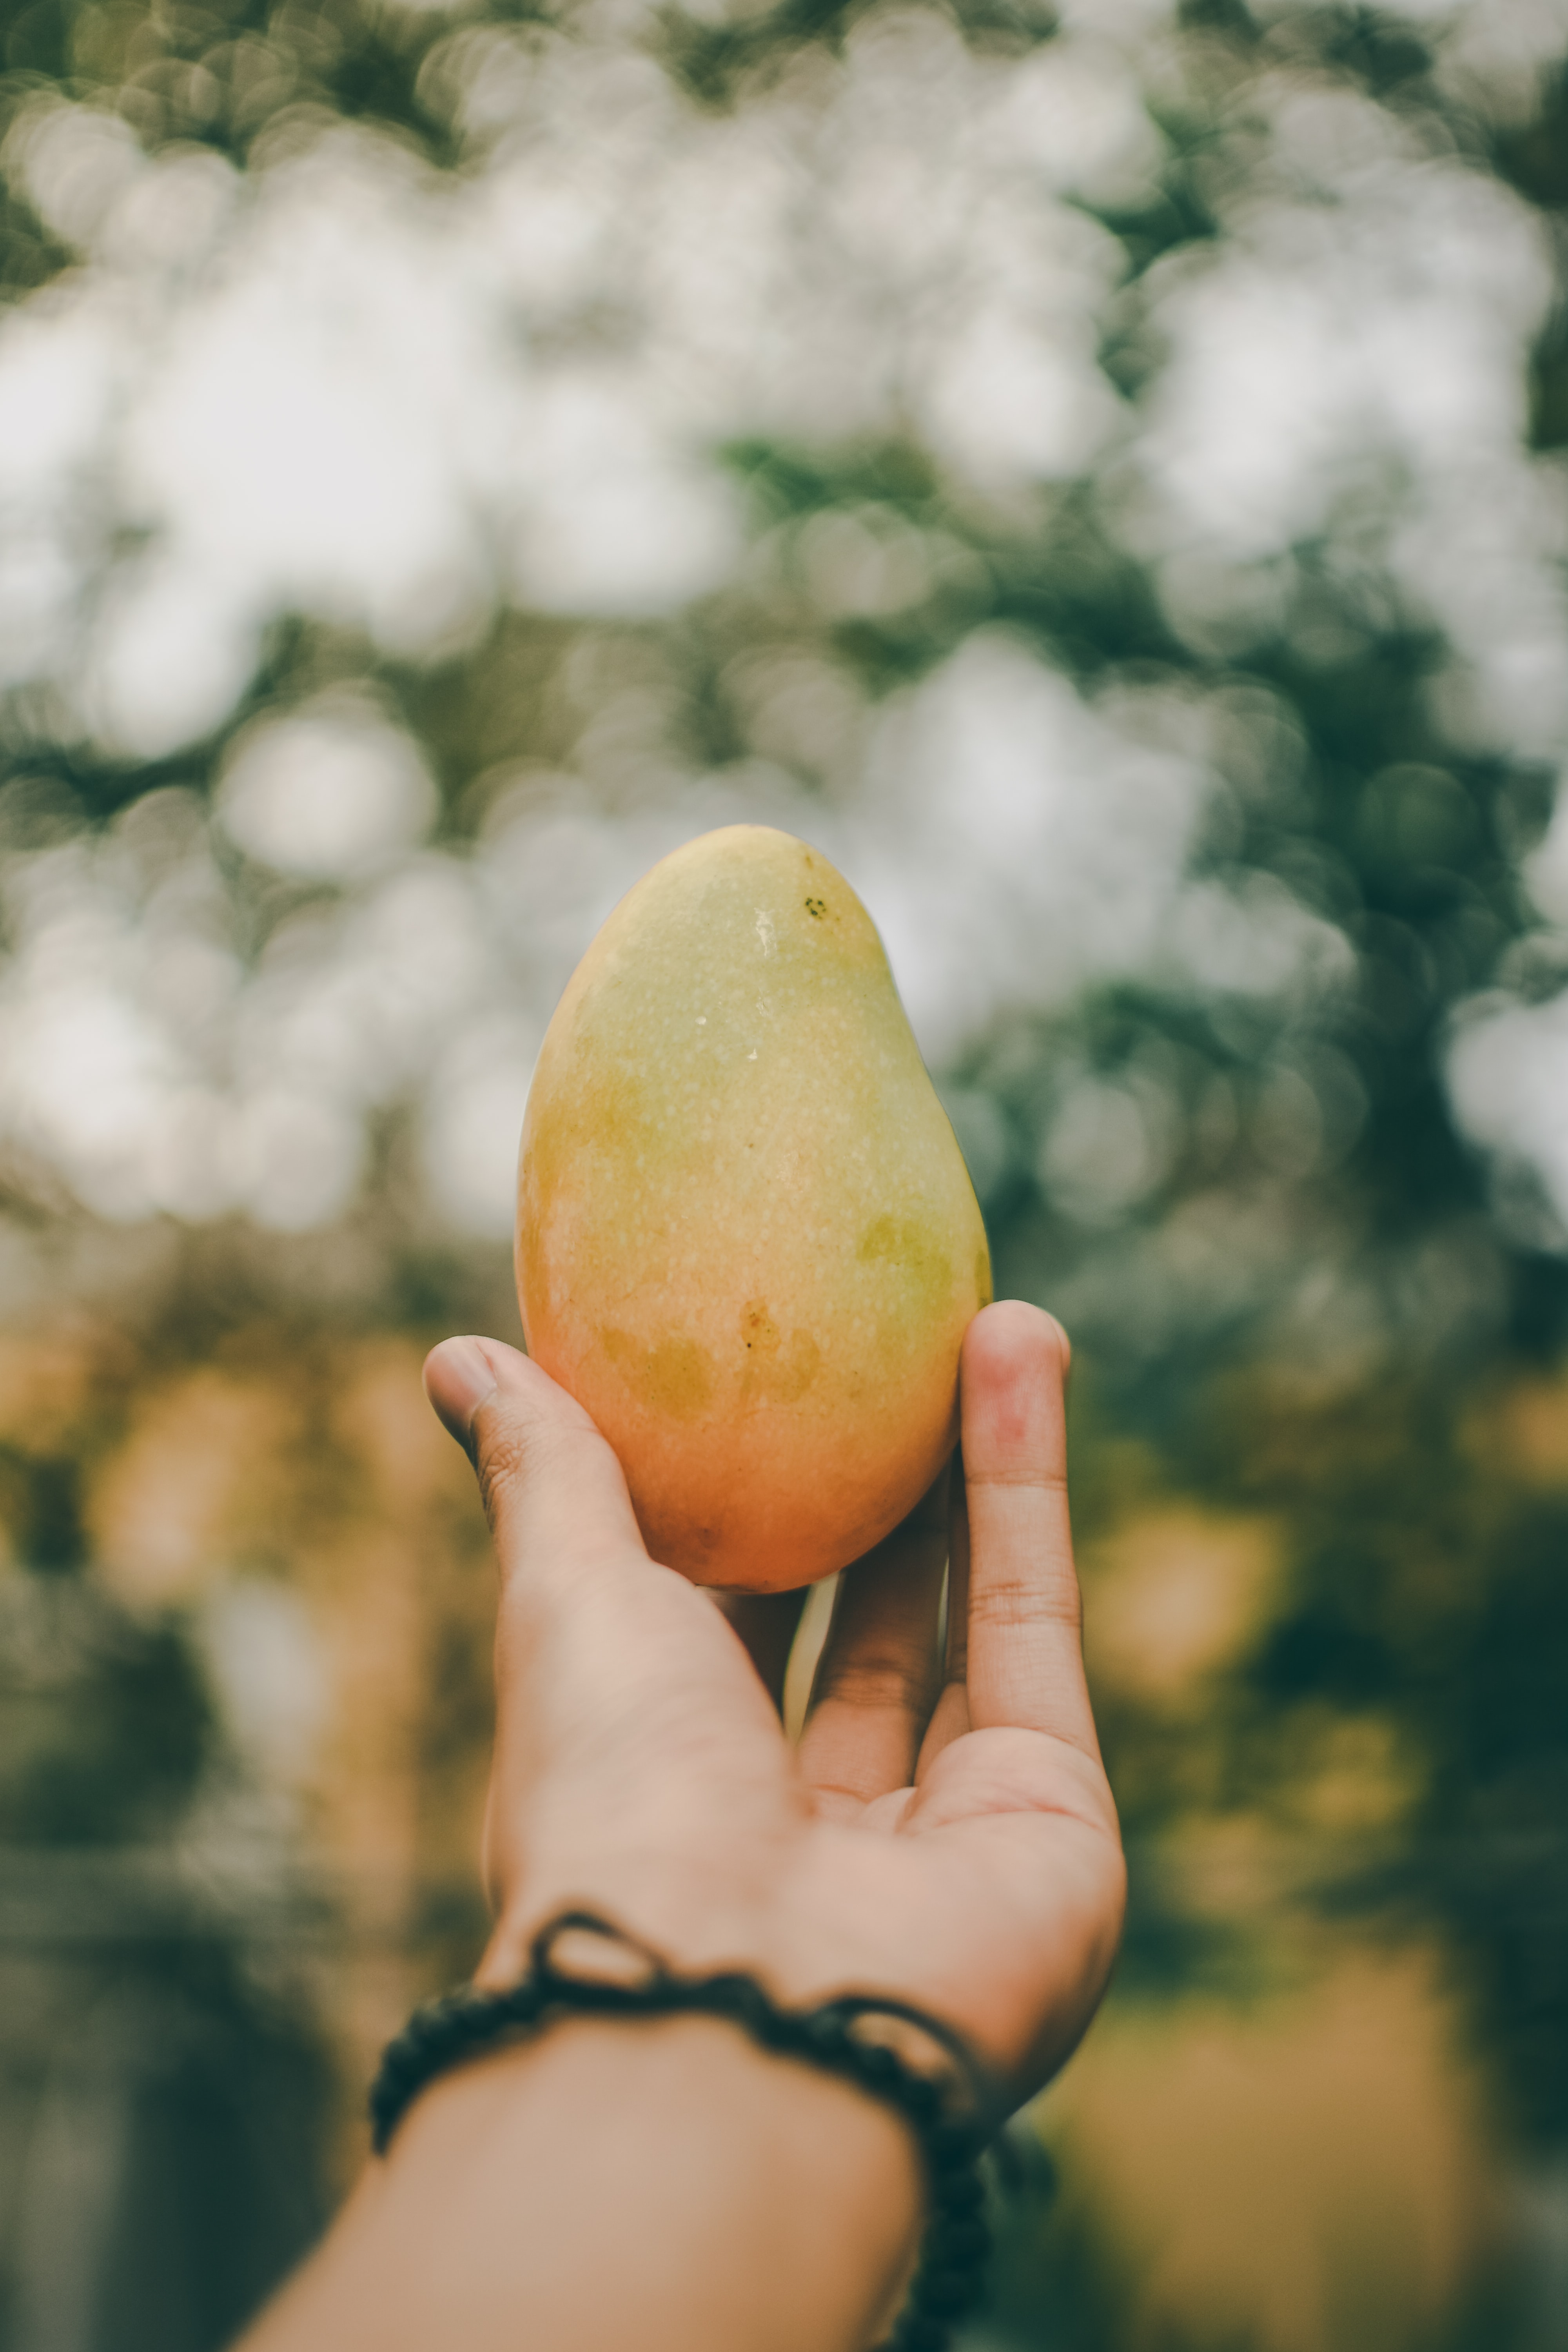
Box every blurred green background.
[2,0,1568,2344]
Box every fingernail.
[425,1336,498,1445]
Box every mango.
[515,825,991,1591]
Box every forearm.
[240,2014,923,2352]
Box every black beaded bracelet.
[369,1908,999,2352]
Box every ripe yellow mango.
[515,825,991,1591]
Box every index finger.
[960,1301,1101,1759]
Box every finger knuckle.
[475,1412,593,1525]
[969,1571,1082,1637]
[817,1647,935,1717]
[474,1422,535,1522]
[965,1465,1069,1497]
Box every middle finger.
[797,1468,950,1813]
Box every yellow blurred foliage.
[1083,1507,1280,1700]
[1050,1951,1503,2352]
[89,1370,297,1606]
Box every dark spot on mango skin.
[515,1203,545,1335]
[857,1214,953,1312]
[602,1328,717,1419]
[561,1055,650,1161]
[738,1299,820,1403]
[975,1243,993,1308]
[804,896,827,919]
[856,1214,960,1370]
[740,1299,775,1349]
[521,1056,652,1322]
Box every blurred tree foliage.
[3,0,1568,2195]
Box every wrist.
[395,2014,921,2352]
[243,2013,922,2352]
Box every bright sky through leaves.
[0,0,1566,1243]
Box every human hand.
[423,1301,1123,2110]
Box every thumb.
[423,1336,646,1584]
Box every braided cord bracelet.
[369,1908,998,2352]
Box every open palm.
[425,1300,1124,2110]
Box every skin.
[238,1300,1125,2352]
